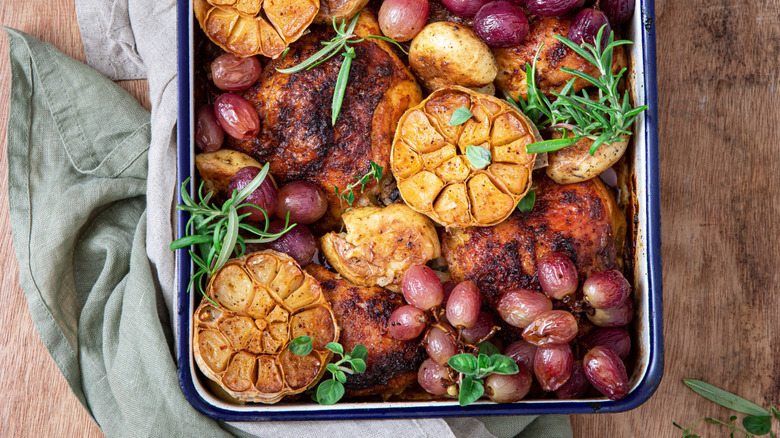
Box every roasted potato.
[409,22,498,92]
[320,204,441,292]
[315,0,369,24]
[195,149,268,199]
[546,133,629,184]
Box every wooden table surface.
[2,0,779,437]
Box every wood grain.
[2,0,780,437]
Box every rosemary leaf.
[332,46,355,126]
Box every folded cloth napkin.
[5,2,574,438]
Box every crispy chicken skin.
[442,174,625,312]
[493,17,628,101]
[306,264,427,398]
[229,11,422,227]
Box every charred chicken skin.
[229,11,422,227]
[306,264,427,398]
[442,175,625,340]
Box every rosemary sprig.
[508,26,648,156]
[170,163,294,302]
[334,161,384,213]
[276,13,408,125]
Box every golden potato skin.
[195,149,267,199]
[493,17,628,101]
[546,133,629,184]
[409,22,498,91]
[320,204,441,292]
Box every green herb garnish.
[290,336,367,405]
[673,379,779,437]
[516,190,536,213]
[335,160,384,212]
[450,107,473,126]
[448,353,519,406]
[465,145,491,169]
[509,26,648,156]
[170,163,294,302]
[289,335,313,356]
[276,13,408,126]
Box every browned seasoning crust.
[306,264,427,398]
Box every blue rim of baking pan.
[175,0,663,421]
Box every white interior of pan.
[184,0,653,413]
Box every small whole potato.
[409,22,498,92]
[546,132,629,184]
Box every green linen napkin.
[5,28,571,438]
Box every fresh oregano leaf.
[465,145,491,169]
[289,335,313,356]
[450,107,473,126]
[458,376,485,406]
[742,416,772,435]
[350,344,368,361]
[326,363,339,373]
[477,341,500,357]
[489,356,520,375]
[316,379,345,405]
[683,379,770,416]
[326,342,345,355]
[351,358,367,374]
[729,416,737,422]
[477,354,491,375]
[517,190,536,213]
[335,370,348,384]
[448,353,478,374]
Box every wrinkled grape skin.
[473,1,529,48]
[275,181,328,224]
[441,0,490,17]
[485,370,532,403]
[379,0,430,42]
[446,281,482,329]
[583,269,631,309]
[228,166,277,221]
[585,328,631,359]
[211,53,262,91]
[522,310,578,346]
[195,104,224,152]
[403,265,444,311]
[583,346,628,400]
[263,220,316,266]
[598,0,635,25]
[554,360,590,399]
[461,311,496,344]
[537,252,578,300]
[568,8,611,48]
[214,93,260,140]
[442,281,457,304]
[525,0,585,17]
[497,289,553,328]
[534,344,573,392]
[388,305,428,340]
[504,339,538,372]
[425,325,459,365]
[587,297,634,327]
[418,358,452,395]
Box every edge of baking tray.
[175,0,663,420]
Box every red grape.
[378,0,430,42]
[473,1,529,48]
[537,252,578,300]
[211,53,262,92]
[583,346,629,400]
[441,0,490,18]
[583,269,631,309]
[402,265,444,311]
[525,0,585,17]
[228,166,277,220]
[195,104,224,152]
[598,0,635,25]
[418,358,452,395]
[496,289,553,328]
[585,328,631,359]
[461,311,496,344]
[554,360,590,399]
[485,370,532,403]
[503,339,538,372]
[568,8,611,48]
[275,181,328,224]
[388,305,427,340]
[425,325,459,365]
[214,93,260,140]
[522,310,578,346]
[587,297,634,327]
[534,344,573,392]
[445,281,482,329]
[263,220,316,266]
[442,281,457,304]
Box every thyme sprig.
[335,161,384,213]
[509,26,648,156]
[170,163,294,302]
[276,13,408,126]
